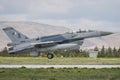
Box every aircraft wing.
[33,38,84,48]
[8,41,57,53]
[32,41,58,48]
[9,38,84,53]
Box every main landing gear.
[47,53,54,59]
[29,51,54,59]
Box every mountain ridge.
[0,21,120,51]
[0,21,70,50]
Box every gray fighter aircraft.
[3,27,112,59]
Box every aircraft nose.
[100,31,113,36]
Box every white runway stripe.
[0,65,120,68]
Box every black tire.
[47,53,54,59]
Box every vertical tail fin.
[3,27,29,43]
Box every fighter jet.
[3,27,112,59]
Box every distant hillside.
[0,21,70,50]
[0,21,120,51]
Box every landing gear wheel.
[47,53,54,59]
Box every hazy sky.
[0,0,120,32]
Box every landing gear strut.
[47,53,54,59]
[30,51,39,56]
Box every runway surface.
[0,65,120,68]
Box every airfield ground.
[0,57,120,80]
[0,57,120,65]
[0,68,120,80]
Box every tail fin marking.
[3,27,29,43]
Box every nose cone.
[100,31,113,36]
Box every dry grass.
[0,57,120,65]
